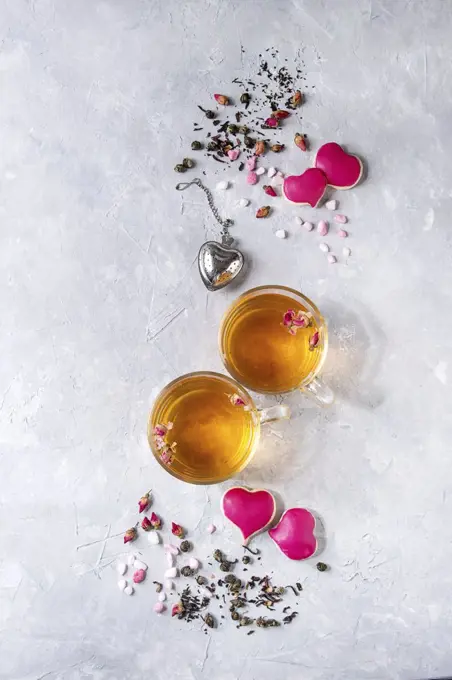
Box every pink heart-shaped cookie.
[222,486,276,545]
[315,142,363,190]
[282,168,327,207]
[269,508,317,560]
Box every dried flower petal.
[309,331,320,350]
[172,602,185,618]
[294,133,307,151]
[123,527,137,545]
[153,423,168,437]
[150,512,162,529]
[264,117,279,128]
[133,569,146,584]
[263,185,277,197]
[171,522,185,538]
[138,491,151,513]
[283,309,295,326]
[214,94,229,105]
[160,448,174,466]
[255,140,266,156]
[229,393,246,407]
[291,90,303,107]
[141,516,152,532]
[273,109,291,120]
[256,206,271,219]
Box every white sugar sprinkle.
[158,592,167,602]
[127,554,135,566]
[327,254,337,264]
[116,562,127,576]
[189,557,200,570]
[164,579,174,590]
[256,167,266,176]
[295,216,303,225]
[275,229,287,239]
[124,585,134,596]
[166,553,175,567]
[325,200,338,210]
[267,167,277,178]
[216,180,229,190]
[164,567,178,579]
[303,221,314,231]
[148,531,160,545]
[134,559,148,571]
[343,247,351,257]
[206,523,216,534]
[118,579,127,591]
[319,243,330,252]
[238,198,249,208]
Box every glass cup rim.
[218,284,328,393]
[148,370,260,485]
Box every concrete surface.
[1,1,452,678]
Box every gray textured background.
[1,1,452,679]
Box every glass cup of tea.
[148,371,289,484]
[219,285,333,406]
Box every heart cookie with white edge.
[315,142,363,190]
[269,508,317,560]
[222,486,277,545]
[282,168,328,207]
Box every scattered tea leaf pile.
[178,46,311,173]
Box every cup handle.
[300,376,334,407]
[258,404,291,424]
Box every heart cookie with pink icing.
[222,486,277,545]
[315,142,363,190]
[282,168,328,207]
[269,508,317,560]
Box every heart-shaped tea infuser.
[176,178,245,291]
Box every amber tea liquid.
[149,373,258,484]
[220,289,324,394]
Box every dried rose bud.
[229,393,246,406]
[244,136,255,149]
[133,569,146,584]
[171,522,185,538]
[291,90,303,107]
[207,140,219,151]
[263,185,277,197]
[150,512,162,529]
[264,117,279,128]
[214,94,229,106]
[256,206,271,219]
[271,143,285,153]
[174,164,187,173]
[172,602,185,618]
[309,331,320,350]
[123,527,137,544]
[294,133,307,151]
[240,92,250,107]
[141,516,152,532]
[255,140,266,156]
[273,109,291,120]
[138,491,151,513]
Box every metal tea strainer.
[176,178,245,291]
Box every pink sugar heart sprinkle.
[247,172,258,185]
[228,149,240,161]
[334,214,347,224]
[338,229,348,238]
[246,156,257,171]
[317,220,329,236]
[133,569,146,584]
